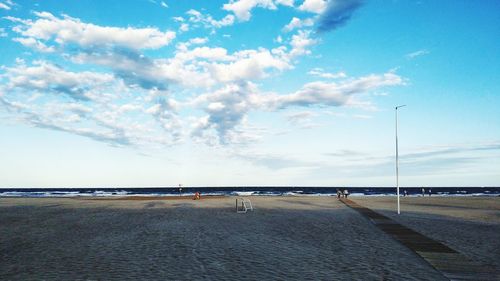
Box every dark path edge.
[340,198,499,281]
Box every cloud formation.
[0,59,182,147]
[6,12,176,50]
[322,142,500,177]
[0,27,8,37]
[406,49,430,59]
[317,0,364,32]
[283,17,314,32]
[268,72,403,109]
[186,9,235,30]
[223,0,294,21]
[0,1,11,10]
[191,82,259,145]
[189,71,403,144]
[308,68,347,79]
[298,0,327,14]
[3,60,113,101]
[0,7,403,148]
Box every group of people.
[422,188,432,197]
[402,188,432,197]
[336,189,349,199]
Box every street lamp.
[395,105,406,214]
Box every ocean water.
[0,187,499,197]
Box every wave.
[1,187,499,198]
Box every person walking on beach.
[193,191,200,200]
[343,189,349,198]
[337,189,341,199]
[404,190,408,197]
[421,188,425,197]
[428,188,432,197]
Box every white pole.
[395,105,406,215]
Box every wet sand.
[0,196,497,280]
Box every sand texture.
[1,196,497,280]
[352,196,500,273]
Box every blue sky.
[0,0,499,188]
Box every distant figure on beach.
[193,192,201,200]
[428,189,432,197]
[421,188,425,197]
[179,184,183,196]
[337,189,341,199]
[343,189,349,198]
[404,190,408,197]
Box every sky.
[0,0,499,188]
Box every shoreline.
[1,193,499,199]
[2,186,499,199]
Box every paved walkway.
[340,198,499,281]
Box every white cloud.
[0,60,183,147]
[0,27,8,37]
[175,46,232,61]
[160,1,168,8]
[0,2,11,10]
[146,98,182,142]
[188,71,403,145]
[222,0,292,21]
[12,37,55,52]
[179,23,189,32]
[7,12,176,50]
[3,60,114,101]
[209,48,291,82]
[288,30,318,58]
[216,15,237,27]
[191,82,261,144]
[0,94,137,147]
[7,11,318,93]
[321,142,500,178]
[267,72,404,109]
[406,49,430,59]
[189,37,208,45]
[70,49,178,89]
[308,67,347,79]
[283,17,314,32]
[70,44,217,89]
[0,10,404,149]
[285,110,318,128]
[223,0,276,21]
[187,9,235,29]
[275,0,294,7]
[298,0,327,14]
[68,36,312,89]
[286,110,314,122]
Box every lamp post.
[395,105,406,214]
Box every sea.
[0,186,499,198]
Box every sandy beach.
[1,196,498,280]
